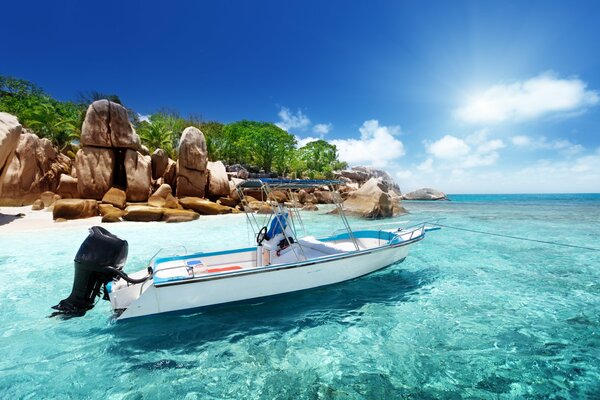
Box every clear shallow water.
[1,195,600,399]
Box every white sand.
[0,206,103,233]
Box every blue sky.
[3,1,600,193]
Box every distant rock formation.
[336,166,401,193]
[337,178,407,218]
[401,188,447,201]
[176,127,208,197]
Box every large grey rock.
[178,127,207,171]
[0,112,21,181]
[75,147,115,200]
[151,148,168,180]
[401,188,447,201]
[0,132,71,205]
[124,149,151,202]
[339,178,406,218]
[80,100,140,150]
[176,167,207,198]
[53,199,98,220]
[206,161,230,198]
[56,174,79,198]
[340,166,401,193]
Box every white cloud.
[313,123,332,135]
[330,120,405,168]
[426,135,470,159]
[424,130,505,170]
[137,113,150,122]
[455,72,599,124]
[275,107,311,131]
[295,136,321,148]
[511,135,583,156]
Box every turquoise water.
[1,194,600,399]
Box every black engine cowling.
[52,226,128,316]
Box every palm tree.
[138,118,174,156]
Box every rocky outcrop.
[0,112,21,181]
[80,100,140,150]
[102,187,127,209]
[151,148,168,180]
[162,158,177,188]
[53,199,98,220]
[206,161,230,198]
[75,147,115,200]
[124,149,151,201]
[123,205,164,222]
[76,100,151,201]
[337,166,401,193]
[339,178,406,218]
[162,208,199,223]
[0,131,71,206]
[176,127,208,197]
[226,164,249,179]
[179,197,233,215]
[401,188,447,201]
[56,174,79,198]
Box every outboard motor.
[52,226,129,317]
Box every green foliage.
[0,75,349,178]
[226,121,296,173]
[296,139,347,179]
[0,76,84,149]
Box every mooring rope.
[431,223,600,252]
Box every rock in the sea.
[124,149,151,202]
[75,147,115,200]
[0,131,71,205]
[56,174,79,199]
[151,148,168,180]
[314,190,334,204]
[53,199,98,220]
[0,112,21,181]
[179,197,233,215]
[302,204,319,211]
[122,205,164,221]
[102,187,127,209]
[31,199,44,210]
[340,178,406,218]
[401,188,447,201]
[206,161,230,198]
[80,100,140,150]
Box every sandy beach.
[0,206,103,233]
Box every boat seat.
[297,236,348,255]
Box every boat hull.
[115,239,420,321]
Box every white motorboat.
[53,179,435,321]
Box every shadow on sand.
[0,212,25,226]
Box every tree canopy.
[0,75,348,178]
